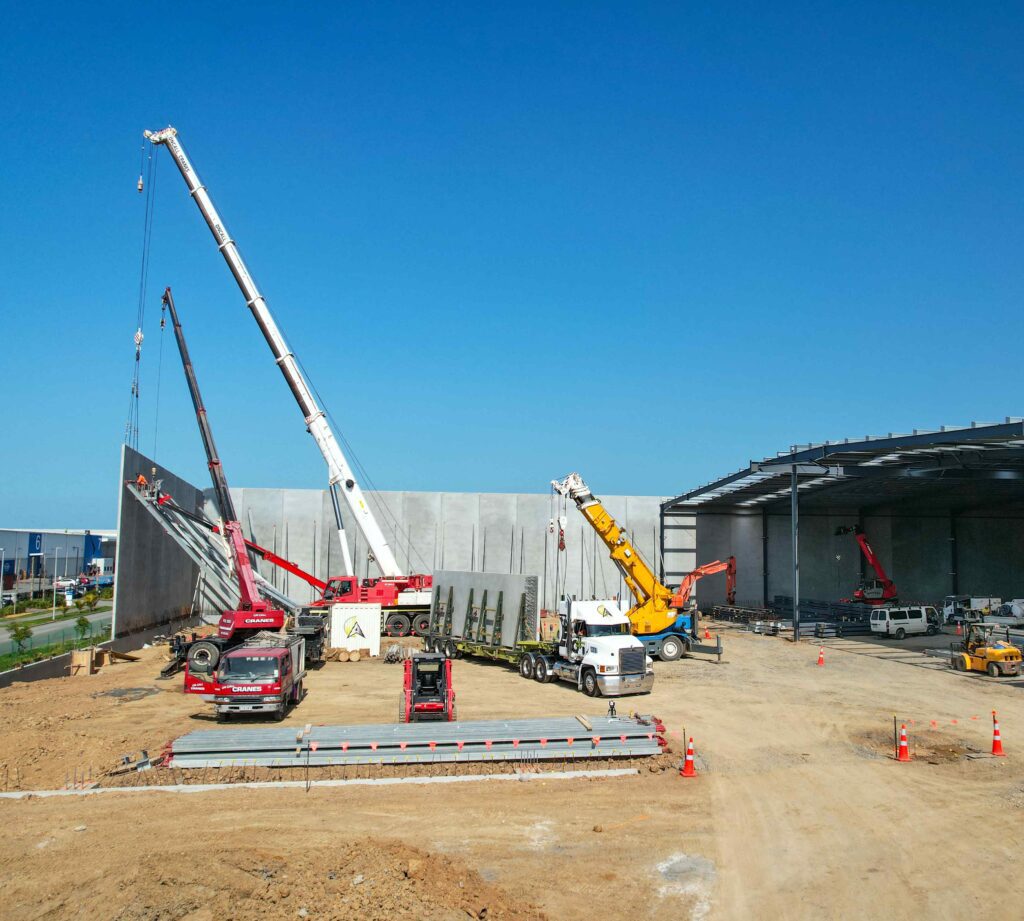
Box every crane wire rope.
[295,353,433,575]
[124,145,159,449]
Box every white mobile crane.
[145,127,432,626]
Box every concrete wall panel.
[112,446,201,635]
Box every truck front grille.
[619,648,646,675]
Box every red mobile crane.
[157,288,328,689]
[669,557,737,609]
[835,525,898,605]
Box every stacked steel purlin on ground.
[167,715,666,768]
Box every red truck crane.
[158,288,327,703]
[835,525,898,605]
[145,126,432,638]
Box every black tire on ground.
[534,657,549,683]
[274,704,287,722]
[445,639,458,659]
[519,653,536,679]
[187,640,220,675]
[927,626,938,636]
[895,628,906,640]
[215,711,227,723]
[412,613,432,637]
[386,613,412,637]
[659,636,683,661]
[581,669,599,697]
[987,662,1000,678]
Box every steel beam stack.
[168,715,666,768]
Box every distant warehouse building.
[660,420,1024,610]
[0,528,116,591]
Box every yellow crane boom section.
[560,483,679,636]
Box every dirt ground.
[1,626,1023,920]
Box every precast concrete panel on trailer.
[431,570,540,646]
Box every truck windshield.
[218,656,279,681]
[586,623,629,637]
[323,579,353,600]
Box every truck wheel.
[274,703,287,722]
[187,640,220,675]
[412,613,432,637]
[215,710,228,723]
[987,662,1000,678]
[927,625,938,636]
[519,654,536,679]
[895,628,906,640]
[659,636,683,661]
[385,613,411,637]
[533,657,549,683]
[581,669,600,697]
[444,639,459,659]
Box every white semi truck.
[424,571,654,698]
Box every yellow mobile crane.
[552,473,726,661]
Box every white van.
[870,606,941,639]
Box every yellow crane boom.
[551,473,679,635]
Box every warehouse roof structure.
[663,419,1024,514]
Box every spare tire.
[187,640,220,675]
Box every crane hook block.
[137,175,144,193]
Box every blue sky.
[2,2,1022,528]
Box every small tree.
[5,622,33,652]
[73,598,85,614]
[74,615,91,642]
[83,593,99,614]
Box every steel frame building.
[660,420,1024,635]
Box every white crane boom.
[145,126,400,578]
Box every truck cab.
[210,632,306,721]
[546,599,654,697]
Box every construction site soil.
[1,626,1023,919]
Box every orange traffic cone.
[956,622,962,636]
[896,724,912,762]
[680,737,696,777]
[817,647,825,667]
[992,711,1006,757]
[704,627,711,640]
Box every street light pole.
[51,547,63,621]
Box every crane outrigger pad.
[167,714,666,768]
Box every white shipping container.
[329,603,381,657]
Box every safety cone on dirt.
[817,646,825,667]
[680,737,697,777]
[956,622,962,636]
[992,711,1006,757]
[704,626,711,640]
[896,724,912,762]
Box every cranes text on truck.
[552,473,728,661]
[144,126,431,638]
